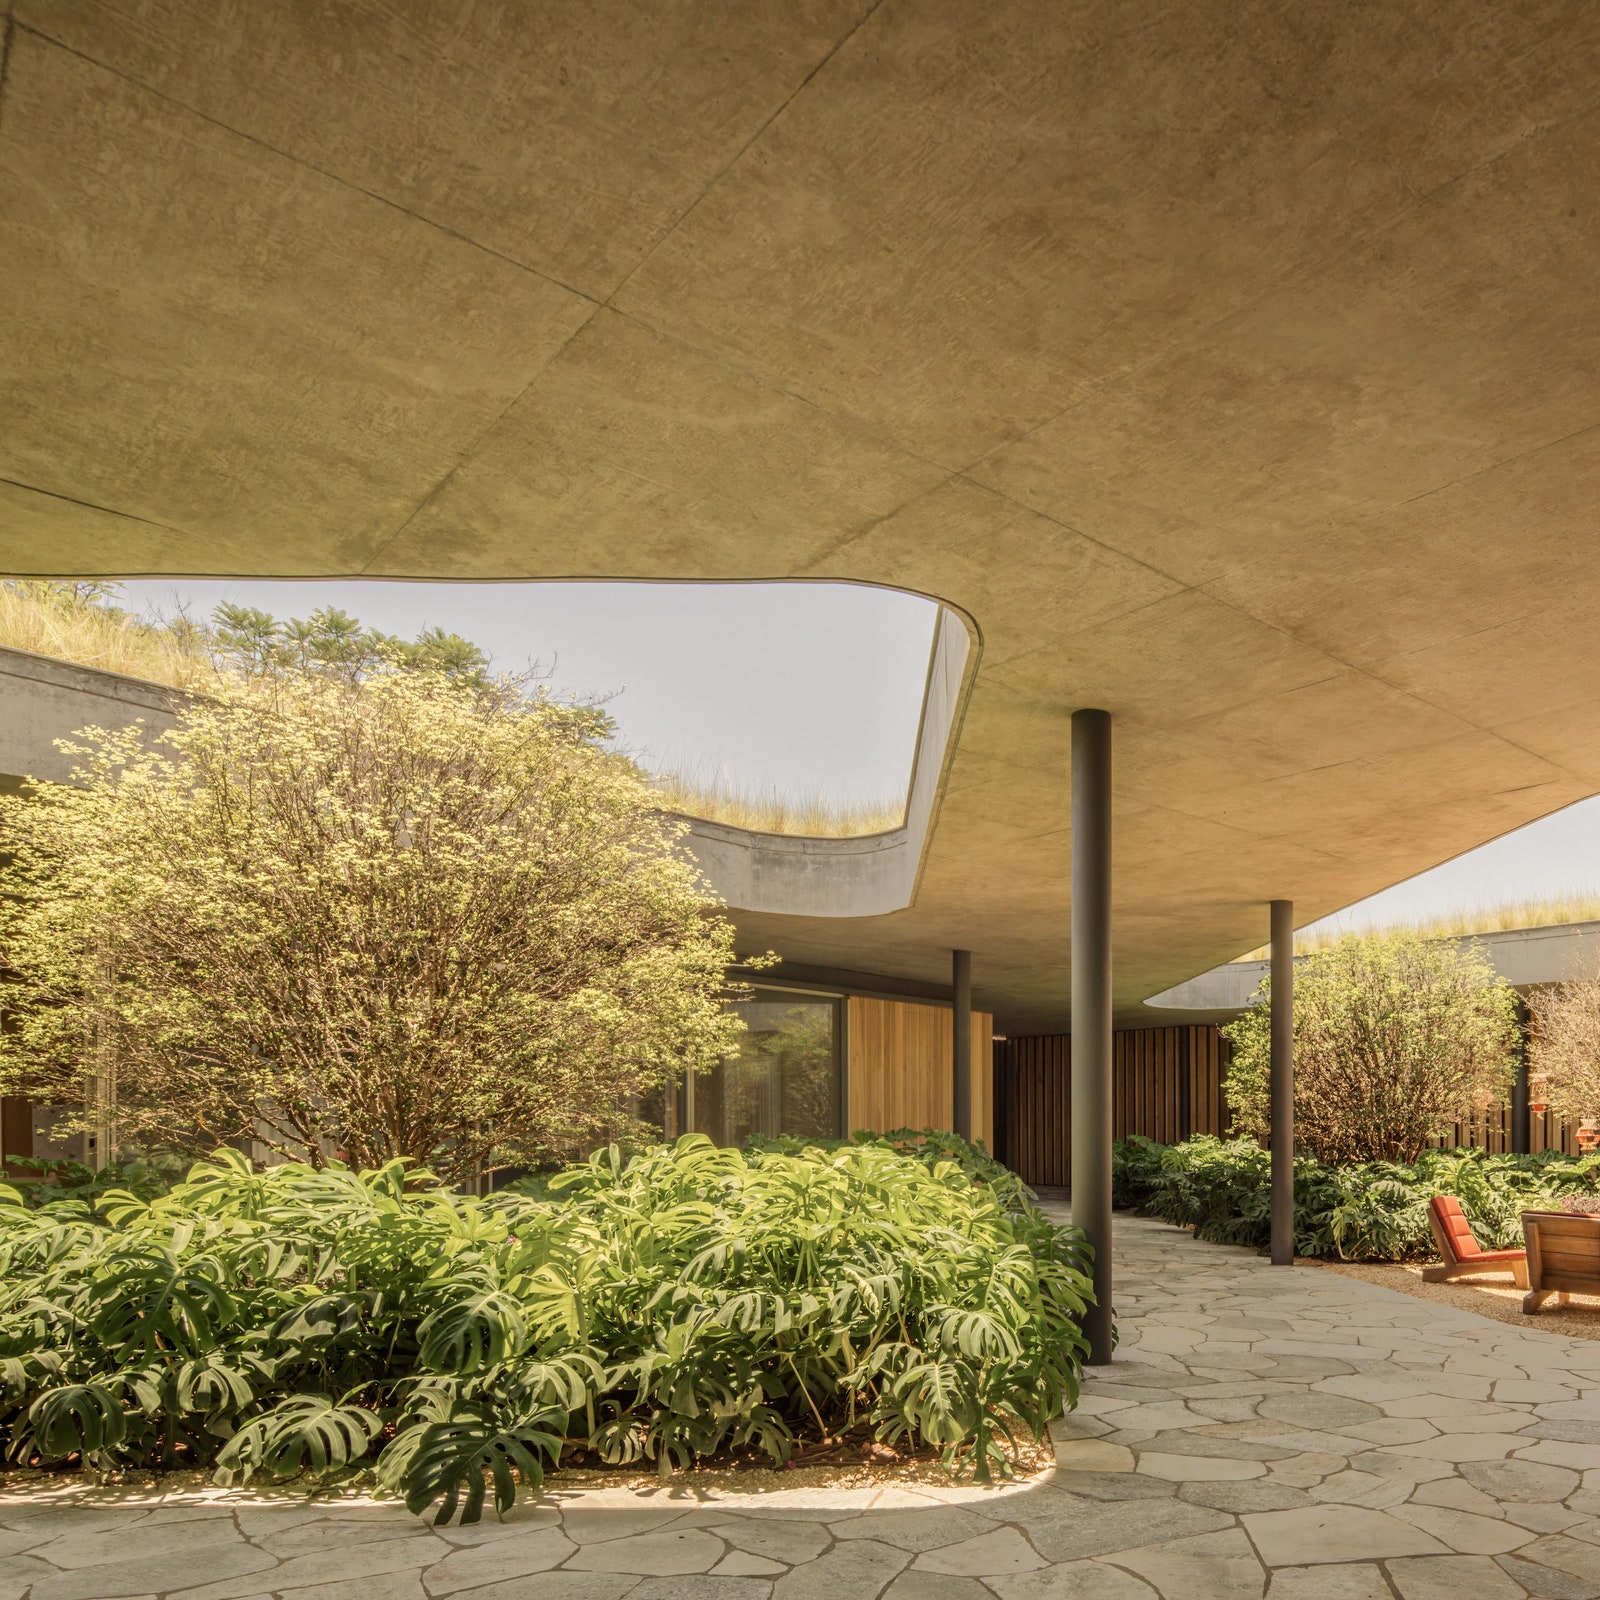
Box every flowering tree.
[1223,931,1519,1163]
[0,669,742,1181]
[1527,973,1600,1123]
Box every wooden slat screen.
[995,1026,1232,1187]
[1433,1103,1579,1157]
[997,1023,1585,1185]
[992,1033,1072,1186]
[847,997,994,1144]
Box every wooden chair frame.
[1423,1198,1528,1288]
[1521,1209,1600,1314]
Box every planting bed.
[0,1136,1090,1522]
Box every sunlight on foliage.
[1114,1134,1600,1260]
[0,1139,1093,1520]
[0,668,739,1180]
[1527,969,1600,1123]
[1223,932,1519,1163]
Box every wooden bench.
[1521,1209,1600,1314]
[1423,1194,1527,1287]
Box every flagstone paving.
[2,1214,1597,1598]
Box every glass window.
[687,989,841,1146]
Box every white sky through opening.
[1295,795,1600,939]
[115,579,939,808]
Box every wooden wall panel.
[0,1095,31,1177]
[846,996,993,1139]
[996,1026,1233,1188]
[972,1012,994,1152]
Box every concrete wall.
[678,605,972,917]
[1145,920,1600,1016]
[0,645,182,786]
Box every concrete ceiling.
[6,1,1600,1031]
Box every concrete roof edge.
[683,605,975,919]
[0,641,190,711]
[1143,919,1600,1012]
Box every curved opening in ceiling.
[1145,794,1600,1011]
[32,576,944,840]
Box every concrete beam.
[952,948,972,1140]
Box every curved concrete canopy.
[7,3,1600,1030]
[1146,920,1600,1019]
[681,605,972,919]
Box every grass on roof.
[1234,894,1600,961]
[0,581,905,840]
[0,581,223,692]
[652,773,904,837]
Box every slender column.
[1071,708,1114,1365]
[1511,997,1531,1155]
[952,948,973,1140]
[1270,899,1295,1266]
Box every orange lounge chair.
[1423,1195,1528,1287]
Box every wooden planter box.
[1520,1209,1600,1313]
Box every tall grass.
[653,772,904,838]
[0,583,905,840]
[0,582,220,692]
[1235,895,1600,961]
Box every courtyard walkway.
[2,1215,1596,1600]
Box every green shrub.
[0,1136,1093,1521]
[1222,932,1519,1164]
[3,1153,190,1213]
[746,1127,1024,1203]
[1113,1134,1600,1260]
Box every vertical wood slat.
[971,1011,995,1153]
[847,996,994,1138]
[996,1026,1236,1188]
[1000,1022,1587,1187]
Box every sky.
[1297,795,1600,938]
[116,578,938,806]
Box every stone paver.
[3,1215,1597,1599]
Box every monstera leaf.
[417,1288,529,1375]
[377,1401,562,1525]
[214,1392,383,1484]
[16,1381,127,1462]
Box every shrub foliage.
[1223,932,1520,1163]
[0,1138,1092,1519]
[0,669,741,1181]
[1527,973,1600,1124]
[1115,1133,1600,1260]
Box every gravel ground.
[1309,1257,1600,1340]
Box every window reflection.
[689,990,841,1145]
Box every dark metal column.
[1511,997,1532,1155]
[1071,708,1114,1365]
[952,948,973,1140]
[1270,899,1295,1266]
